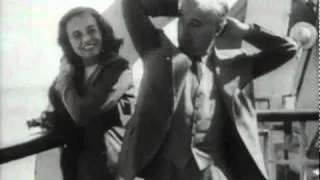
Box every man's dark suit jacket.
[119,0,298,179]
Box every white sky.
[0,0,240,89]
[0,0,115,89]
[0,0,239,89]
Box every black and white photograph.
[0,0,319,180]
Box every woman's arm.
[27,80,72,130]
[56,58,133,127]
[99,68,133,112]
[54,58,86,125]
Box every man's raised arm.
[243,24,298,78]
[121,0,179,57]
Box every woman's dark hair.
[57,7,123,95]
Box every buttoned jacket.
[119,0,297,179]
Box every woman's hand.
[59,57,75,77]
[55,57,75,92]
[26,112,55,130]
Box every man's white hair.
[192,0,229,18]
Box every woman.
[29,7,134,180]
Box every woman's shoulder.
[100,53,131,74]
[95,53,133,85]
[110,53,130,68]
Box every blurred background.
[0,0,318,180]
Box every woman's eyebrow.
[72,30,80,35]
[87,25,96,29]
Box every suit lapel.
[171,49,192,112]
[216,73,268,178]
[232,89,269,178]
[211,49,269,179]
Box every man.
[119,0,297,179]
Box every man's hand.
[219,17,251,40]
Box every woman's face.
[66,13,102,60]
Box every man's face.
[178,0,224,57]
[66,13,103,60]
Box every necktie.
[191,59,203,82]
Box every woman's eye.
[87,28,97,34]
[72,32,81,39]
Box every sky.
[0,0,241,89]
[0,0,116,89]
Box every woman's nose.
[82,34,92,44]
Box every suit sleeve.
[122,0,179,57]
[243,24,298,79]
